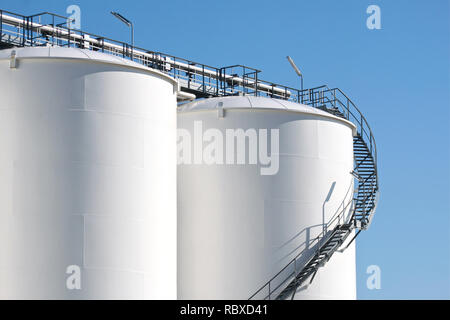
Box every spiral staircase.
[249,87,379,300]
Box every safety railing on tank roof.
[0,9,308,101]
[249,179,356,300]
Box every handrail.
[249,179,355,300]
[337,91,375,163]
[302,85,378,190]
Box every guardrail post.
[255,72,258,97]
[360,115,364,136]
[187,62,191,90]
[202,65,205,94]
[68,25,71,48]
[346,99,350,120]
[216,69,219,96]
[0,11,3,44]
[21,16,25,46]
[51,15,54,45]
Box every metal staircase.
[353,134,378,229]
[276,224,353,300]
[249,87,379,300]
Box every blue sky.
[3,0,449,299]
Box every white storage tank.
[177,96,357,300]
[0,47,178,299]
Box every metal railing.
[249,180,356,300]
[301,85,378,173]
[0,9,306,101]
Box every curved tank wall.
[177,96,357,300]
[0,47,178,299]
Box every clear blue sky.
[3,0,449,299]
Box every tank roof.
[179,96,356,130]
[0,47,177,86]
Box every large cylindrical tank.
[0,47,178,299]
[177,96,357,300]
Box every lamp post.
[111,11,134,57]
[286,56,304,103]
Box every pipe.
[1,12,292,97]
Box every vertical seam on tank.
[83,76,87,110]
[246,96,253,108]
[82,214,86,268]
[271,98,289,109]
[77,48,91,60]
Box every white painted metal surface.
[177,96,357,300]
[0,47,178,299]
